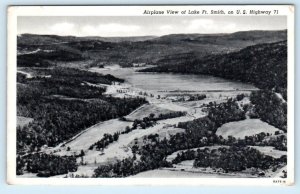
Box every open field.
[216,119,281,139]
[50,119,132,153]
[41,93,201,178]
[54,116,195,177]
[17,116,33,128]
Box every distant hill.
[153,30,286,44]
[84,36,157,42]
[17,30,287,67]
[18,34,157,45]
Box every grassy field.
[46,115,196,178]
[51,119,132,153]
[17,116,33,128]
[216,119,281,139]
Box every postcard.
[7,5,294,185]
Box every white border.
[7,5,295,186]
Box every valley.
[16,30,288,179]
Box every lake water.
[89,66,257,93]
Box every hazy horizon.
[18,16,287,37]
[18,29,287,38]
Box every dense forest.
[17,67,146,153]
[17,50,85,67]
[17,153,78,177]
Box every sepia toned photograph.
[7,5,294,185]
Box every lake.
[89,65,257,93]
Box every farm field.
[51,117,195,177]
[54,119,132,152]
[216,119,281,139]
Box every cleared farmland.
[216,119,281,139]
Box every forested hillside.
[141,41,287,97]
[17,67,146,153]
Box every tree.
[149,113,155,119]
[80,149,85,157]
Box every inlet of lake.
[89,65,257,93]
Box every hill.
[17,30,287,68]
[18,34,157,44]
